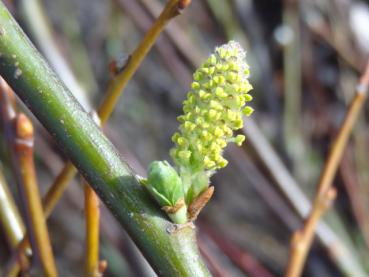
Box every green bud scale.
[143,161,187,224]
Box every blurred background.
[1,0,369,276]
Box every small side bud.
[144,161,187,224]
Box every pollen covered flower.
[170,41,253,175]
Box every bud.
[145,161,184,207]
[143,161,187,223]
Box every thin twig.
[139,0,205,66]
[115,0,192,88]
[0,85,25,250]
[19,0,92,110]
[0,78,31,275]
[42,162,78,218]
[198,238,230,277]
[84,182,101,277]
[3,163,77,276]
[243,117,367,277]
[340,149,369,250]
[285,60,369,277]
[200,223,275,277]
[0,169,25,246]
[99,0,190,124]
[12,113,58,276]
[0,77,16,131]
[0,169,27,275]
[6,0,192,272]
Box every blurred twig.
[100,0,191,123]
[282,0,308,183]
[205,0,248,46]
[139,0,206,66]
[198,239,230,277]
[0,80,58,276]
[114,0,192,88]
[352,128,369,243]
[242,117,367,277]
[227,144,301,230]
[200,223,275,277]
[285,60,369,277]
[234,0,281,116]
[0,169,27,275]
[340,149,369,250]
[18,0,91,110]
[0,169,24,246]
[0,79,31,275]
[0,84,25,250]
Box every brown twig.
[200,223,275,277]
[139,0,205,66]
[0,169,27,275]
[198,238,230,277]
[19,0,92,110]
[12,113,57,276]
[242,117,367,276]
[1,77,56,275]
[0,82,25,250]
[0,77,17,128]
[99,0,191,123]
[285,60,369,277]
[84,182,101,277]
[115,0,192,88]
[0,78,32,275]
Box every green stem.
[168,205,188,224]
[0,3,209,276]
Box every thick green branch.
[0,3,209,276]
